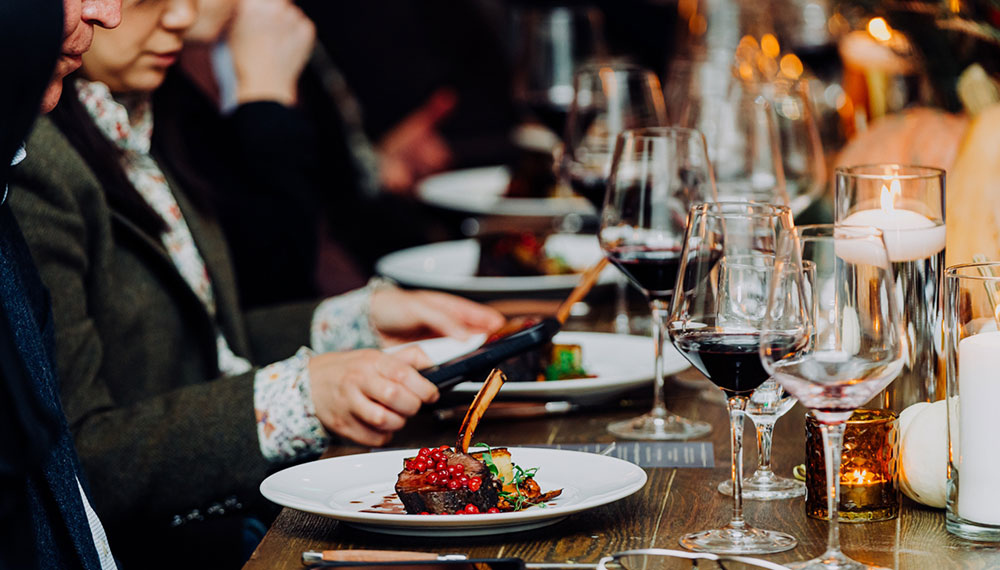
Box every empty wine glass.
[565,61,667,334]
[598,127,715,440]
[667,202,798,554]
[718,260,814,501]
[671,57,825,216]
[761,224,904,569]
[767,79,826,215]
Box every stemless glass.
[565,62,668,334]
[598,127,715,440]
[667,202,798,554]
[718,261,813,501]
[761,224,905,570]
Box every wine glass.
[667,202,798,554]
[598,127,715,440]
[761,224,904,570]
[671,57,825,216]
[766,78,826,215]
[565,61,667,334]
[511,5,606,139]
[717,260,814,500]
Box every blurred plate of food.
[375,233,615,294]
[417,166,594,217]
[390,331,688,402]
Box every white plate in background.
[389,331,688,401]
[375,234,615,294]
[417,166,593,217]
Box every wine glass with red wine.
[511,5,606,139]
[598,127,716,440]
[565,62,667,333]
[666,202,798,554]
[760,225,903,570]
[564,61,667,209]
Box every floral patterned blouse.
[77,79,381,462]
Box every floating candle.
[956,331,1000,526]
[840,179,946,262]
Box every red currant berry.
[426,472,440,484]
[464,504,480,514]
[418,447,431,457]
[452,464,464,475]
[405,460,416,471]
[468,477,481,492]
[487,507,500,514]
[435,461,448,472]
[458,474,470,485]
[447,479,462,490]
[413,460,427,471]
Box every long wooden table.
[244,302,1000,570]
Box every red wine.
[526,99,571,137]
[672,331,798,395]
[607,246,681,300]
[569,173,607,209]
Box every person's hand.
[228,0,315,106]
[377,88,457,194]
[308,346,437,446]
[370,287,505,346]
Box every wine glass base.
[607,413,711,440]
[785,550,889,569]
[679,525,797,554]
[717,474,805,500]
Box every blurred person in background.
[1,0,122,567]
[9,0,504,567]
[155,0,510,309]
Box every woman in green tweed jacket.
[8,0,503,557]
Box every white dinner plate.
[417,166,594,217]
[389,331,688,402]
[259,447,647,536]
[375,234,616,294]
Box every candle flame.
[849,469,874,484]
[879,179,902,212]
[868,17,893,42]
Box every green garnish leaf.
[472,442,500,477]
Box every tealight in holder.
[805,409,900,522]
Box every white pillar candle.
[957,331,1000,525]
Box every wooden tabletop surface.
[243,299,1000,570]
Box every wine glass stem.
[753,418,775,475]
[726,395,748,528]
[649,300,669,419]
[821,421,847,556]
[614,276,630,335]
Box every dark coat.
[9,116,321,536]
[1,0,114,567]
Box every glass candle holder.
[836,164,946,413]
[944,263,1000,542]
[805,409,900,522]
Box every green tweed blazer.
[10,117,321,529]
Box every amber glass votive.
[805,409,900,522]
